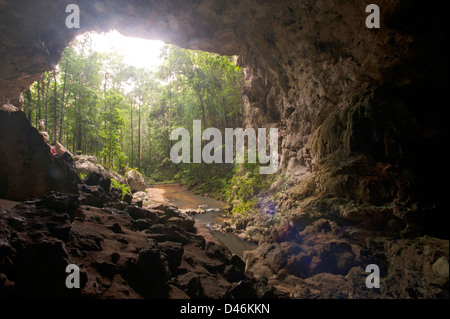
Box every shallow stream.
[150,184,257,258]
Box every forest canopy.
[24,31,271,215]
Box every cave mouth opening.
[22,29,244,178]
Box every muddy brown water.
[148,184,257,258]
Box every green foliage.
[79,172,87,181]
[226,165,262,217]
[99,90,127,169]
[111,179,131,196]
[144,44,243,177]
[25,32,261,220]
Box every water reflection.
[151,184,257,258]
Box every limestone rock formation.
[125,169,147,193]
[74,155,127,185]
[0,111,80,201]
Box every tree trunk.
[36,78,41,128]
[44,76,50,130]
[84,127,87,154]
[53,70,57,144]
[66,125,70,151]
[194,69,207,128]
[59,59,68,143]
[195,85,206,128]
[74,92,82,154]
[130,103,134,168]
[138,102,141,172]
[103,73,107,165]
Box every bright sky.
[88,30,165,70]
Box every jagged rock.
[148,202,178,213]
[126,206,160,221]
[109,187,123,202]
[54,142,72,157]
[32,192,80,222]
[74,155,127,185]
[122,193,133,205]
[74,155,107,177]
[132,191,152,207]
[175,272,204,298]
[180,208,204,215]
[0,111,80,201]
[84,172,111,194]
[167,216,195,231]
[39,131,49,143]
[229,280,258,299]
[125,170,147,193]
[78,184,110,208]
[107,201,128,210]
[159,241,184,273]
[0,192,270,299]
[121,247,171,298]
[223,264,247,283]
[432,257,449,279]
[133,219,153,231]
[361,237,449,298]
[108,223,123,234]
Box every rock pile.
[0,190,276,298]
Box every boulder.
[121,247,171,298]
[126,206,160,221]
[83,172,111,194]
[74,155,128,186]
[122,193,133,205]
[132,191,152,207]
[167,216,195,231]
[109,187,123,202]
[78,184,110,208]
[125,169,147,192]
[159,241,184,273]
[74,155,108,177]
[0,111,80,201]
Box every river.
[147,184,257,258]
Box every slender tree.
[59,59,68,143]
[130,102,134,168]
[44,75,50,130]
[53,70,58,144]
[36,78,41,128]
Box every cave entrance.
[23,30,244,181]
